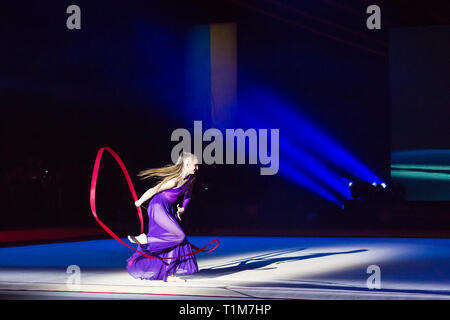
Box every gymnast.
[127,151,199,282]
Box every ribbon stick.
[90,147,219,259]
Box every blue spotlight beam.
[281,138,350,198]
[280,161,342,205]
[236,88,382,203]
[239,89,382,184]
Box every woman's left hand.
[176,204,185,220]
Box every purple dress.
[126,176,198,281]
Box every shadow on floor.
[195,248,368,278]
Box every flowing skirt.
[126,193,198,281]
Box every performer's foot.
[127,233,148,245]
[165,274,186,283]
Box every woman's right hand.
[135,200,141,207]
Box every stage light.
[346,179,405,207]
[349,180,375,200]
[348,182,353,187]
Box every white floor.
[1,236,450,299]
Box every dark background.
[390,26,450,151]
[389,25,450,201]
[1,0,449,240]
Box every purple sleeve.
[182,191,191,209]
[181,175,195,209]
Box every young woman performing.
[126,152,199,282]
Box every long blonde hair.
[137,152,196,193]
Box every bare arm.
[135,178,178,206]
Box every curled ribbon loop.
[90,147,219,259]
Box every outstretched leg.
[146,203,186,252]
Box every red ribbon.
[90,147,219,260]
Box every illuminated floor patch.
[1,236,450,299]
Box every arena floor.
[1,236,450,299]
